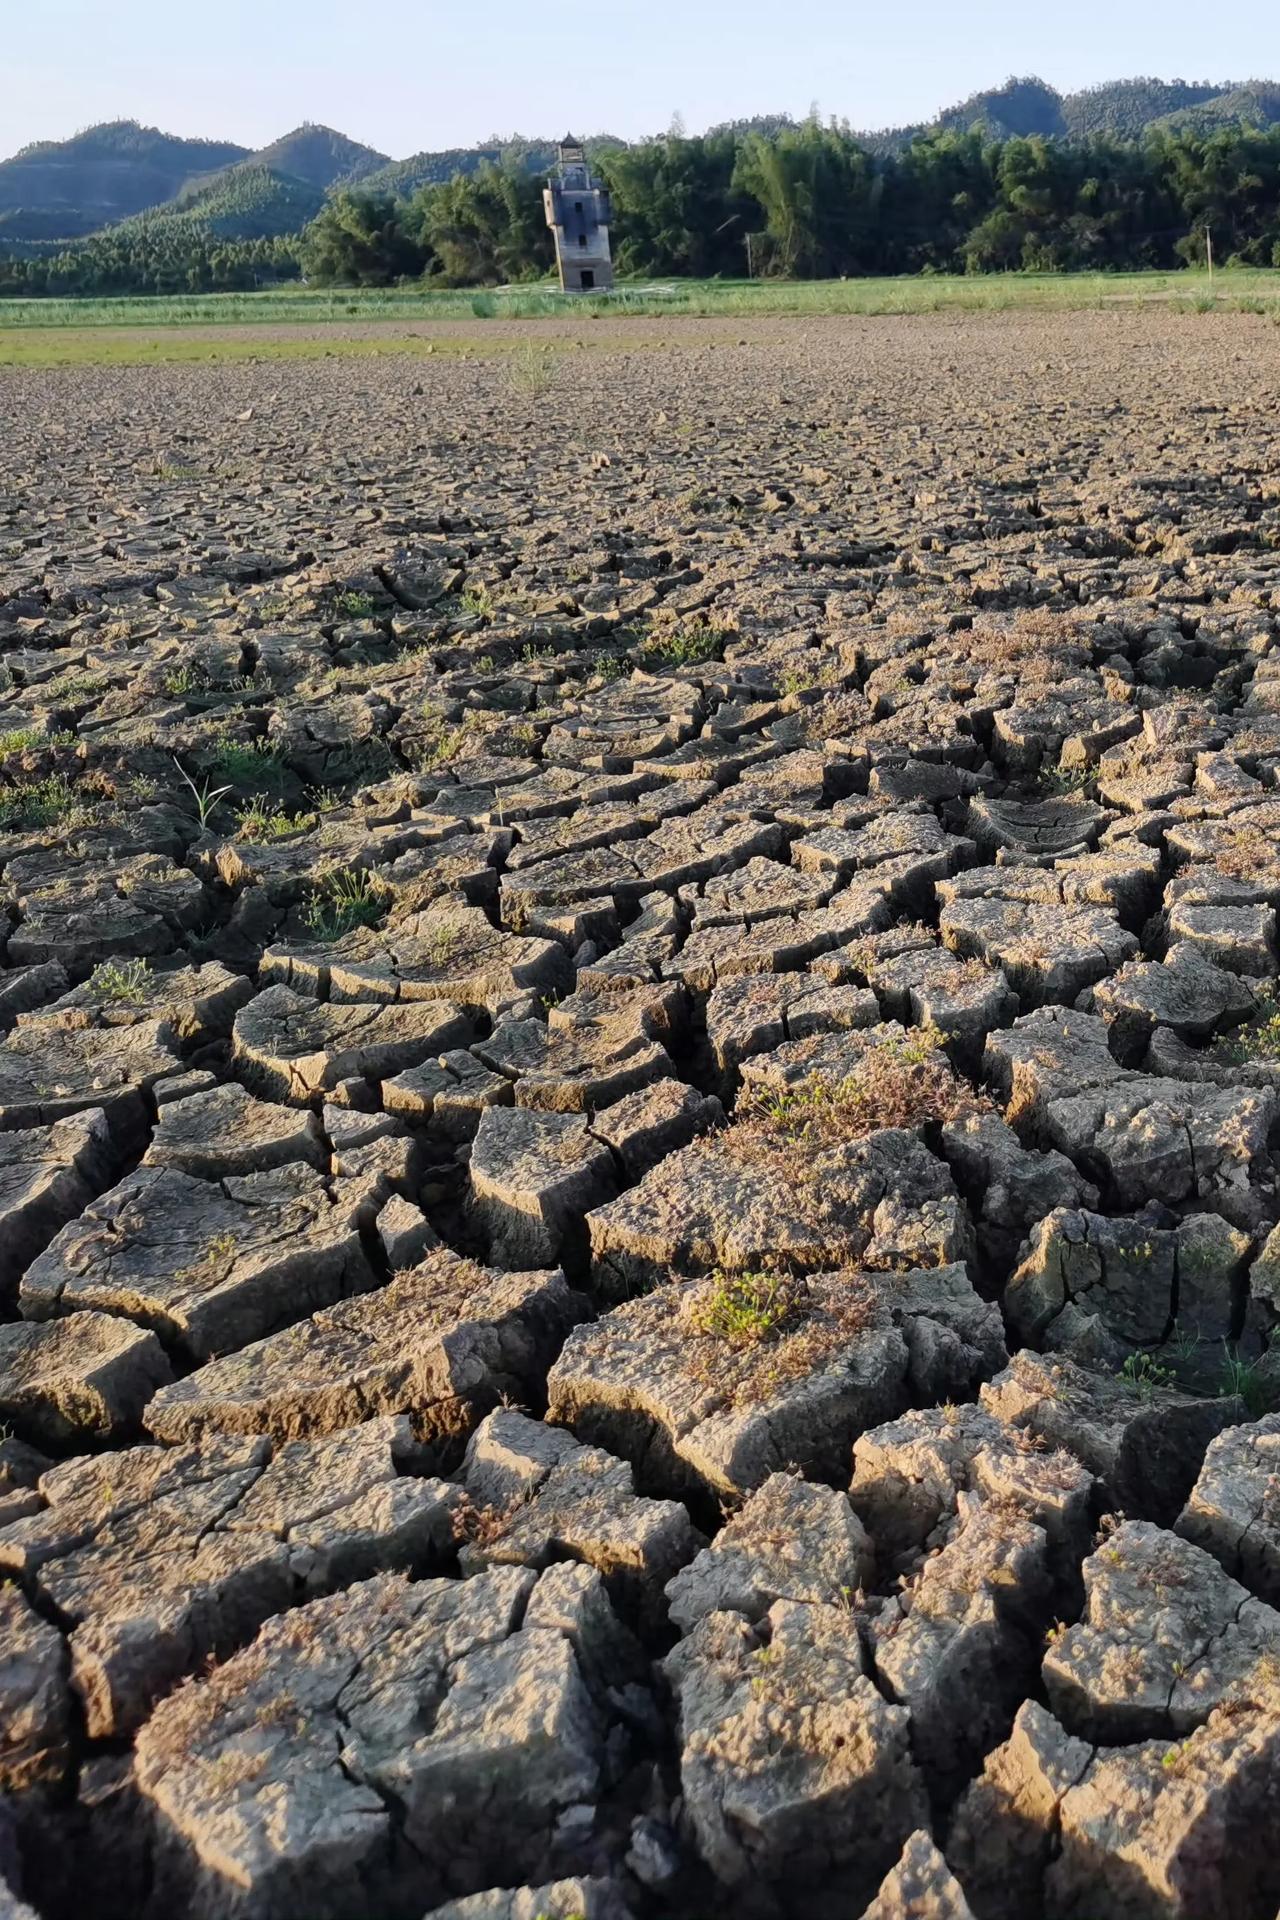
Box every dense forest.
[3,118,1280,296]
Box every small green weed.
[640,625,726,668]
[412,713,478,771]
[174,1229,239,1287]
[1213,998,1280,1066]
[739,1030,976,1144]
[691,1271,804,1346]
[677,485,716,512]
[212,738,288,791]
[459,583,493,619]
[1038,763,1093,796]
[0,726,73,756]
[303,866,390,942]
[330,590,378,621]
[1219,1344,1275,1418]
[87,958,151,1003]
[1118,1351,1174,1399]
[0,774,98,831]
[174,761,232,829]
[234,799,317,842]
[44,671,108,703]
[162,664,212,698]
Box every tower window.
[579,233,588,248]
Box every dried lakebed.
[2,308,1280,1919]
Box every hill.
[107,165,326,242]
[1060,78,1223,139]
[135,125,390,242]
[6,81,1280,255]
[1149,82,1280,137]
[0,120,249,242]
[938,75,1066,140]
[863,73,1280,152]
[236,124,388,191]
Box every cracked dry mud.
[3,307,1280,1919]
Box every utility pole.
[1206,225,1214,291]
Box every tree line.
[0,231,301,298]
[3,119,1280,296]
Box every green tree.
[409,165,551,284]
[733,119,881,276]
[299,189,427,285]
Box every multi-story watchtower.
[544,138,613,293]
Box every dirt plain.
[3,307,1280,1918]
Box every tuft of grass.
[411,712,479,772]
[0,774,99,831]
[458,582,493,619]
[43,670,109,703]
[640,625,726,669]
[1219,1343,1276,1418]
[685,1268,882,1408]
[234,798,317,843]
[677,485,716,512]
[509,344,555,394]
[302,866,390,943]
[162,663,212,698]
[174,760,232,830]
[87,958,151,1003]
[330,589,378,621]
[174,1230,239,1287]
[211,737,288,792]
[0,726,74,756]
[1038,762,1093,796]
[778,662,840,698]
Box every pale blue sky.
[5,0,1276,158]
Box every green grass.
[0,726,73,755]
[211,737,288,791]
[0,774,100,831]
[1,268,1277,328]
[234,798,318,842]
[302,865,389,943]
[640,625,727,669]
[1219,1344,1276,1417]
[329,589,380,620]
[2,270,1279,369]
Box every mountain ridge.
[4,77,1280,247]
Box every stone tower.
[544,138,614,293]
